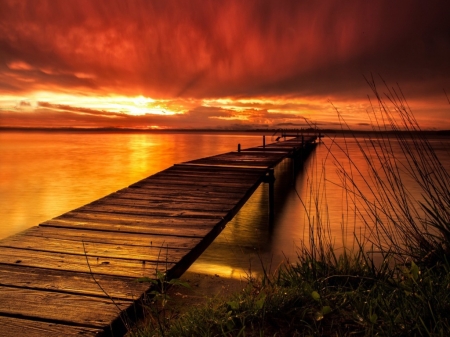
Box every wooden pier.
[0,135,317,336]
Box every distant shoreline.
[1,126,449,136]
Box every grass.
[128,77,450,336]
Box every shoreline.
[165,271,247,312]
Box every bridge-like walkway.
[0,135,317,336]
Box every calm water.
[1,131,449,279]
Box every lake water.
[1,130,449,279]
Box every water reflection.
[187,136,450,279]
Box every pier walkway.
[0,135,317,336]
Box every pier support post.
[267,168,275,223]
[238,144,241,152]
[292,157,296,181]
[263,135,266,149]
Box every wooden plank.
[175,162,270,170]
[131,178,257,189]
[41,220,215,238]
[52,210,222,226]
[191,156,282,163]
[19,226,201,249]
[123,185,247,198]
[158,165,266,176]
[0,286,131,329]
[241,149,291,153]
[184,159,279,168]
[244,144,297,149]
[144,173,262,184]
[184,152,285,166]
[41,214,220,238]
[76,204,227,219]
[264,142,305,147]
[129,181,252,193]
[111,190,242,205]
[173,163,269,173]
[0,264,148,300]
[0,232,190,263]
[163,168,266,177]
[0,247,176,278]
[198,153,285,161]
[204,151,284,159]
[0,316,101,337]
[91,197,235,212]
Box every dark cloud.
[37,102,124,118]
[18,101,31,107]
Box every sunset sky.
[1,0,449,130]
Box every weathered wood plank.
[111,190,241,205]
[52,210,222,228]
[175,162,270,170]
[41,216,219,238]
[75,204,227,219]
[130,178,257,190]
[189,155,283,163]
[241,149,291,153]
[123,185,246,198]
[263,142,305,147]
[0,247,175,278]
[0,286,131,329]
[0,264,148,300]
[0,316,101,337]
[185,158,282,167]
[135,177,260,188]
[172,163,269,173]
[91,197,235,212]
[193,154,285,161]
[129,181,252,193]
[152,169,263,178]
[155,166,265,176]
[200,151,284,159]
[20,226,201,249]
[0,232,190,263]
[161,170,265,179]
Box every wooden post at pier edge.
[263,135,266,149]
[267,168,275,223]
[238,143,241,152]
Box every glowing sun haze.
[1,0,449,129]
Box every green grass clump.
[129,251,450,336]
